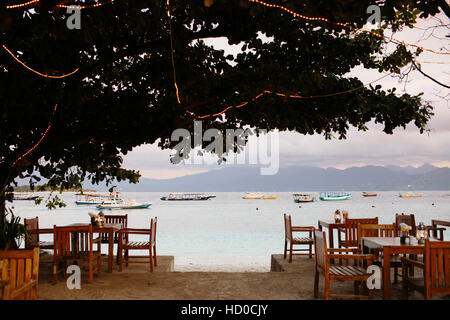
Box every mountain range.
[84,163,450,192]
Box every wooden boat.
[319,192,351,201]
[293,193,315,203]
[399,192,422,198]
[75,191,123,205]
[13,193,42,200]
[242,192,278,199]
[160,193,213,201]
[362,192,377,197]
[96,199,151,210]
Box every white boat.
[160,193,213,201]
[319,192,351,201]
[242,192,278,200]
[75,191,123,205]
[13,193,42,201]
[96,199,151,210]
[293,193,315,203]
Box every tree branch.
[412,60,450,89]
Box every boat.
[319,192,351,201]
[362,192,377,197]
[399,192,422,198]
[13,193,42,200]
[75,191,123,205]
[293,193,315,203]
[160,193,214,201]
[96,199,152,210]
[242,192,278,199]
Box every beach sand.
[34,252,448,300]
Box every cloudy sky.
[123,12,450,179]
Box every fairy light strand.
[5,0,114,9]
[11,104,58,167]
[166,0,182,104]
[2,44,79,79]
[189,73,392,119]
[5,0,39,9]
[248,0,450,55]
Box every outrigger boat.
[242,192,278,200]
[13,193,42,201]
[399,192,422,198]
[319,192,351,201]
[160,193,214,201]
[362,192,377,197]
[75,191,123,205]
[96,199,152,210]
[293,193,315,203]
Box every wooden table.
[361,237,438,300]
[318,220,346,264]
[69,223,122,273]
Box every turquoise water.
[9,191,450,271]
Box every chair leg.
[324,277,330,300]
[125,250,129,267]
[309,244,312,259]
[402,262,408,300]
[89,258,93,283]
[283,240,287,259]
[97,255,101,277]
[314,271,319,298]
[149,246,153,272]
[153,244,157,266]
[289,243,293,263]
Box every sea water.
[9,191,450,271]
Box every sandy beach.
[35,252,448,300]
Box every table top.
[318,220,345,227]
[362,236,438,248]
[67,223,122,231]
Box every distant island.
[13,186,97,193]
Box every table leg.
[383,247,391,300]
[108,231,113,273]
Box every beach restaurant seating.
[338,217,378,249]
[0,248,39,300]
[358,223,402,283]
[395,213,416,236]
[101,214,128,263]
[118,217,157,272]
[428,219,448,241]
[283,214,315,262]
[313,230,376,300]
[24,216,54,250]
[402,240,450,300]
[53,225,102,283]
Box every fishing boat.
[242,192,278,199]
[362,192,377,197]
[160,193,213,201]
[399,192,422,198]
[96,199,152,210]
[13,193,42,201]
[293,193,315,203]
[75,191,123,205]
[319,192,351,201]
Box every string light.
[5,0,39,9]
[189,73,392,119]
[167,0,182,104]
[11,104,58,168]
[2,44,79,79]
[248,0,450,55]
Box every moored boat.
[13,193,42,201]
[399,192,422,198]
[293,193,315,203]
[319,192,351,201]
[75,191,123,205]
[362,192,377,197]
[96,199,152,210]
[160,193,213,201]
[242,192,278,199]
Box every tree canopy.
[0,0,448,209]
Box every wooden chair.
[402,240,450,300]
[118,217,157,272]
[395,213,416,236]
[24,216,53,250]
[0,248,39,300]
[428,219,448,241]
[283,214,314,262]
[358,223,402,283]
[53,225,101,283]
[338,218,379,249]
[313,230,376,300]
[101,214,128,263]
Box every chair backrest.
[284,214,292,241]
[150,217,157,245]
[342,218,378,248]
[0,248,39,300]
[24,217,39,249]
[102,214,128,242]
[424,240,450,297]
[395,213,416,235]
[313,230,328,273]
[358,224,397,249]
[53,225,94,258]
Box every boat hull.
[97,203,152,210]
[319,196,350,201]
[242,196,278,199]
